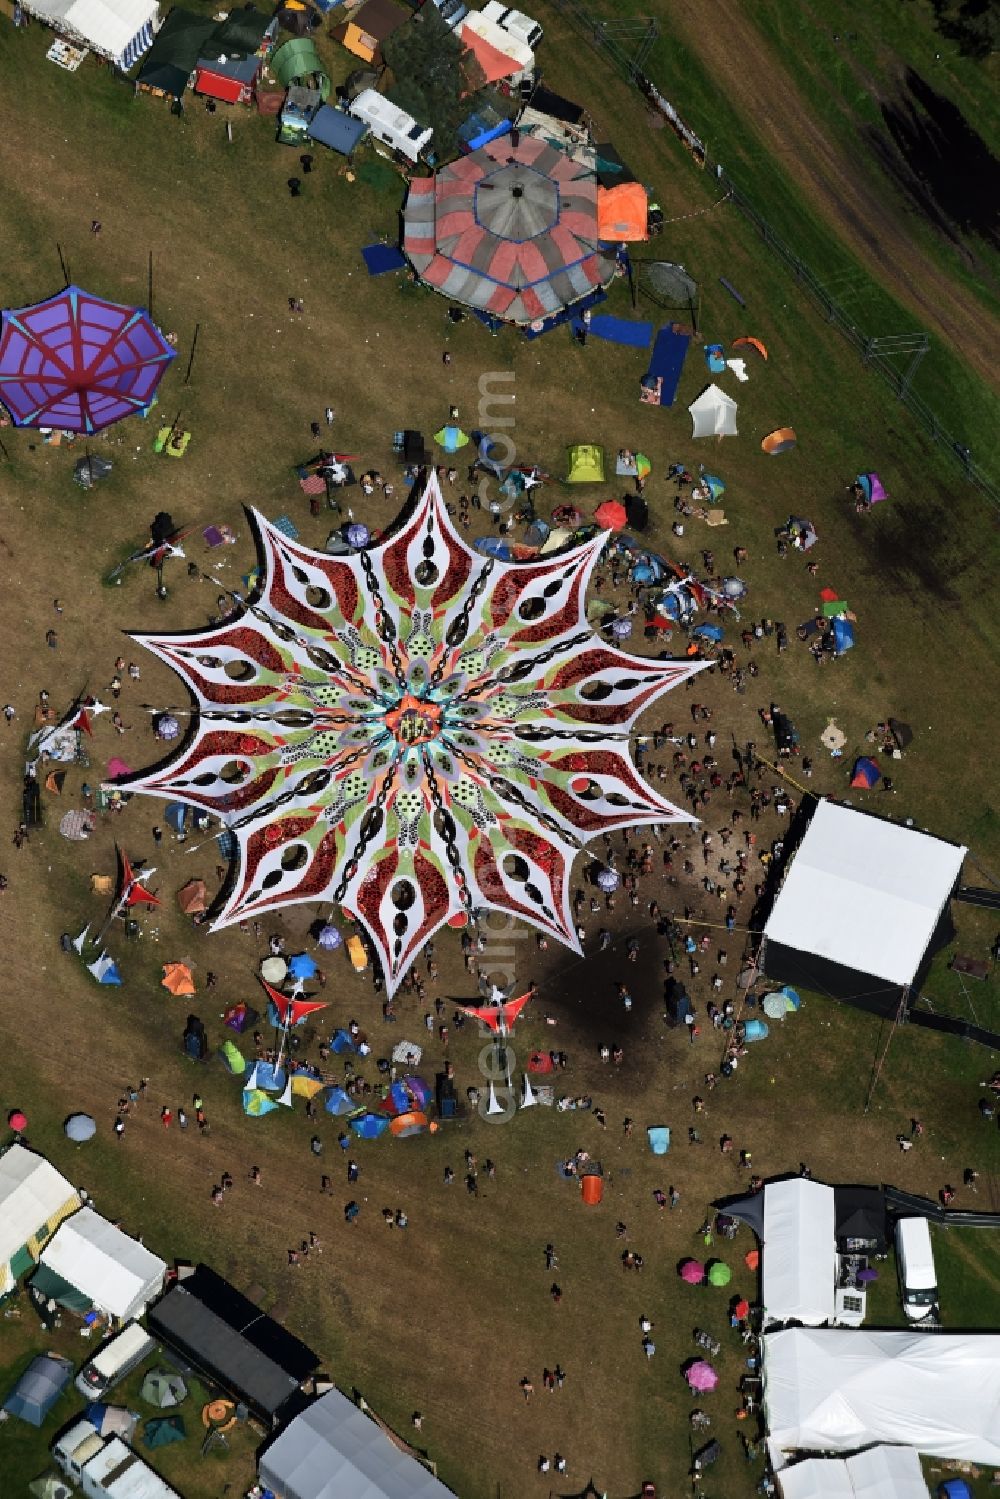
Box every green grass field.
[0,2,999,1496]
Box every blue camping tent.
[287,953,318,981]
[254,1062,288,1092]
[3,1355,72,1426]
[323,1086,353,1115]
[349,1111,389,1139]
[307,104,367,156]
[832,617,855,654]
[331,1028,356,1055]
[164,803,188,834]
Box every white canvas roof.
[778,1445,929,1499]
[688,383,738,438]
[21,0,158,65]
[39,1207,166,1322]
[764,1328,1000,1468]
[763,801,965,987]
[762,1179,836,1327]
[0,1145,78,1267]
[259,1387,455,1499]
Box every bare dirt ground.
[665,0,1000,393]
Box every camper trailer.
[348,89,432,163]
[53,1424,180,1499]
[479,0,541,48]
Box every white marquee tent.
[763,801,965,997]
[39,1207,166,1324]
[20,0,159,67]
[762,1178,836,1327]
[259,1387,456,1499]
[764,1328,1000,1469]
[777,1445,929,1499]
[0,1145,80,1295]
[688,383,738,439]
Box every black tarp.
[834,1185,888,1252]
[525,84,583,124]
[136,8,216,95]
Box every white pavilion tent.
[38,1206,166,1324]
[762,1178,837,1327]
[777,1445,930,1499]
[19,0,159,67]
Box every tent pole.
[56,243,71,284]
[863,986,909,1114]
[0,434,10,463]
[184,323,200,385]
[148,251,154,320]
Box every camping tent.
[762,800,966,1015]
[761,1178,836,1327]
[0,1145,80,1297]
[331,0,407,64]
[38,1207,167,1323]
[18,0,158,65]
[176,879,207,914]
[307,104,368,156]
[143,1415,186,1448]
[597,182,648,241]
[688,384,738,438]
[28,1473,73,1499]
[3,1355,73,1427]
[136,8,216,95]
[259,1385,457,1499]
[141,1368,187,1408]
[270,36,330,98]
[566,444,605,483]
[162,961,196,995]
[763,1328,1000,1468]
[776,1445,930,1499]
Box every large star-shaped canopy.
[121,477,703,992]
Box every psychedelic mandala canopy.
[0,285,175,433]
[122,478,701,992]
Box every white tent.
[777,1445,930,1499]
[39,1207,166,1324]
[688,383,738,438]
[259,1387,456,1499]
[0,1146,80,1294]
[763,801,966,992]
[20,0,159,67]
[764,1328,1000,1469]
[762,1179,836,1327]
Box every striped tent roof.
[402,133,615,325]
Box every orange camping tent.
[162,961,196,996]
[597,182,648,242]
[176,879,207,915]
[732,335,768,360]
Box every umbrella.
[8,1109,27,1132]
[154,715,180,741]
[176,879,207,915]
[551,504,582,526]
[140,1369,187,1408]
[685,1360,719,1392]
[781,987,801,1011]
[708,1261,732,1287]
[288,952,319,981]
[596,867,620,892]
[260,956,288,984]
[610,617,633,639]
[733,1298,750,1320]
[680,1259,705,1285]
[350,1111,389,1139]
[745,1249,760,1270]
[856,1267,879,1284]
[434,425,469,453]
[403,1075,432,1109]
[721,576,747,598]
[762,992,789,1020]
[0,285,176,434]
[345,523,370,549]
[594,499,628,531]
[889,718,913,751]
[317,924,342,950]
[715,1213,735,1233]
[64,1114,96,1142]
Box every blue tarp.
[475,536,514,561]
[571,314,653,348]
[362,243,407,276]
[643,324,690,407]
[308,104,367,156]
[522,287,607,341]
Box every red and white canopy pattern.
[122,478,701,992]
[403,133,615,325]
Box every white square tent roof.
[763,1328,1000,1469]
[762,1178,836,1328]
[259,1386,456,1499]
[39,1206,166,1323]
[21,0,159,67]
[763,800,965,999]
[0,1145,79,1268]
[777,1445,930,1499]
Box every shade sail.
[0,286,174,433]
[403,134,615,325]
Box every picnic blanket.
[571,314,653,348]
[643,324,690,407]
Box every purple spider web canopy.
[119,477,704,993]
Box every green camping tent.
[270,36,331,100]
[141,1369,187,1408]
[201,4,271,59]
[220,1039,245,1074]
[566,444,606,483]
[143,1415,186,1449]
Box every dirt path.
[665,0,1000,393]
